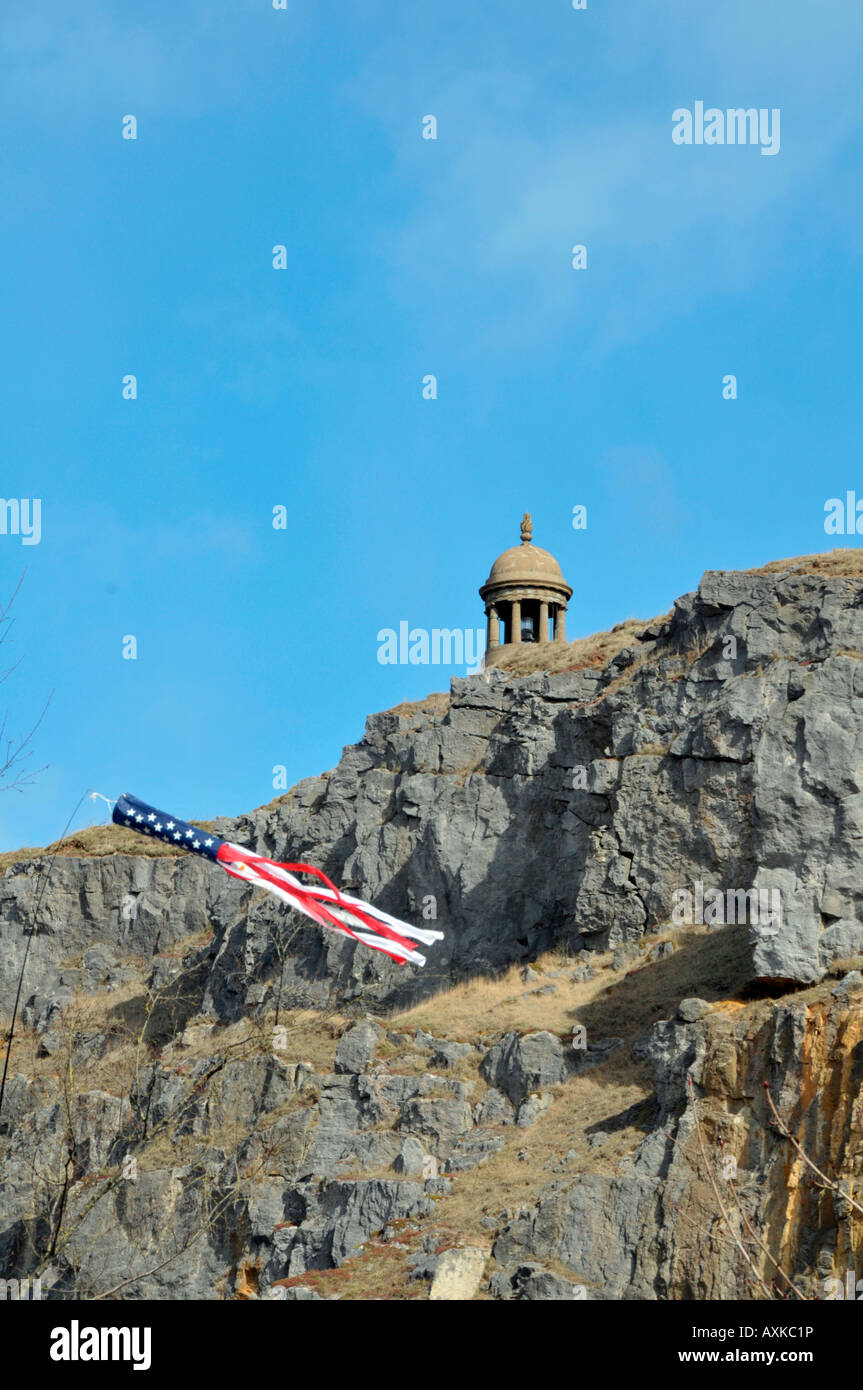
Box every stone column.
[488,605,500,649]
[511,599,522,644]
[538,601,549,643]
[555,603,566,642]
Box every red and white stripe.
[216,843,443,966]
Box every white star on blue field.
[1,0,861,848]
[115,794,219,856]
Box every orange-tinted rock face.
[652,987,863,1297]
[490,982,863,1300]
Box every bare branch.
[763,1081,863,1219]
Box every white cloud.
[356,0,863,356]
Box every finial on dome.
[520,512,533,544]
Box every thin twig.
[687,1076,775,1300]
[719,1139,807,1300]
[763,1082,863,1219]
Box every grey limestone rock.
[480,1031,573,1105]
[819,922,863,967]
[6,568,863,1025]
[392,1137,426,1176]
[474,1087,515,1126]
[677,998,711,1022]
[4,562,863,1302]
[832,970,863,997]
[512,1264,586,1300]
[516,1092,554,1127]
[334,1019,383,1075]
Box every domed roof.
[486,542,566,586]
[480,514,571,595]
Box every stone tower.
[479,513,572,655]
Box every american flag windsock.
[113,793,444,967]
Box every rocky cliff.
[1,554,862,1299]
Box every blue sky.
[1,0,862,848]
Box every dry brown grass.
[0,819,221,872]
[742,548,863,578]
[216,934,747,1289]
[485,548,863,682]
[487,616,665,678]
[165,1008,347,1077]
[440,1056,655,1252]
[271,1222,434,1301]
[574,927,752,1043]
[0,935,347,1097]
[375,926,758,1258]
[0,978,147,1094]
[825,955,863,978]
[383,691,451,720]
[391,927,750,1044]
[2,910,827,1300]
[392,954,599,1040]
